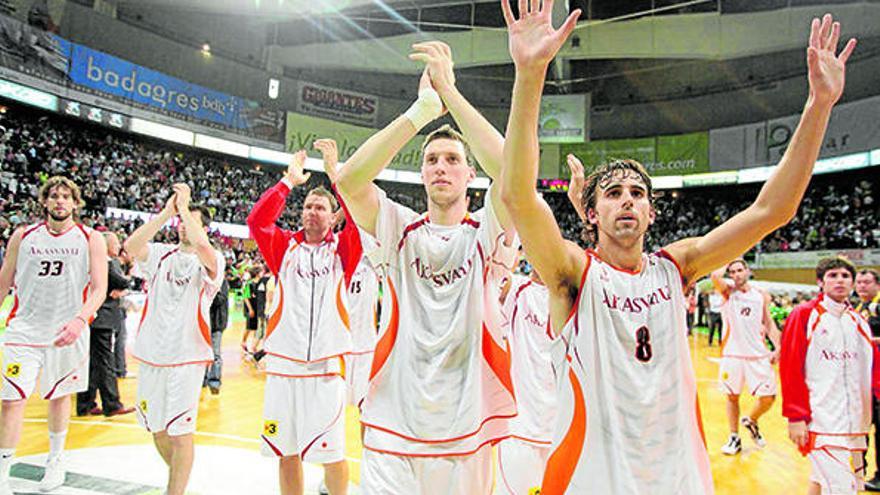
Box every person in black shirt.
[75,232,134,416]
[204,277,230,395]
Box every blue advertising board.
[69,44,248,129]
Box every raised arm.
[246,151,309,275]
[56,229,108,346]
[709,268,732,299]
[566,154,587,222]
[499,0,583,333]
[666,14,857,282]
[174,183,218,279]
[336,72,444,235]
[315,138,364,286]
[124,193,177,263]
[411,41,513,231]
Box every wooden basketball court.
[11,317,870,494]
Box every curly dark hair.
[580,159,653,245]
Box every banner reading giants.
[295,81,378,127]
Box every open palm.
[807,14,856,107]
[502,0,581,69]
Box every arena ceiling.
[103,0,880,111]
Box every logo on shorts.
[722,372,729,380]
[263,420,278,437]
[139,400,148,413]
[5,363,21,378]
[528,488,541,495]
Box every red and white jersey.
[133,243,224,366]
[247,180,361,378]
[4,222,93,347]
[361,188,516,456]
[780,295,880,439]
[501,274,556,445]
[544,249,713,495]
[344,258,380,355]
[720,286,769,359]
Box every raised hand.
[314,139,340,184]
[285,150,311,186]
[806,13,856,107]
[501,0,581,70]
[416,68,447,116]
[163,191,178,216]
[566,153,585,202]
[409,41,456,94]
[172,183,191,213]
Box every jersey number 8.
[635,326,653,363]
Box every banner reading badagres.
[68,44,284,142]
[286,112,425,172]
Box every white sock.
[0,448,14,480]
[48,430,67,461]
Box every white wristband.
[404,88,443,130]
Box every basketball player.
[315,139,381,413]
[247,147,361,495]
[0,176,108,494]
[500,2,855,492]
[124,183,225,495]
[711,260,781,455]
[781,256,880,495]
[495,265,555,495]
[335,43,516,493]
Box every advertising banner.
[59,97,129,130]
[758,249,880,269]
[560,132,709,176]
[68,44,284,142]
[286,111,425,172]
[295,81,379,127]
[539,94,589,144]
[0,77,57,110]
[710,95,880,171]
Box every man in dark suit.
[76,232,134,416]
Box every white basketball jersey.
[720,286,768,359]
[783,296,875,437]
[133,243,225,366]
[502,275,556,444]
[361,188,516,456]
[5,222,92,347]
[262,231,352,376]
[544,249,713,494]
[344,258,379,354]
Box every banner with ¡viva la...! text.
[286,111,425,172]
